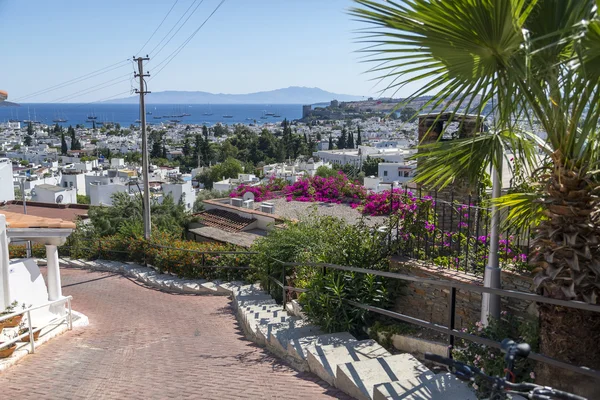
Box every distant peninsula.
[103,86,364,105]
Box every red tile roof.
[1,210,76,229]
[196,209,255,233]
[0,202,88,223]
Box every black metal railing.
[387,185,532,276]
[267,259,600,381]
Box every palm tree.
[350,0,600,394]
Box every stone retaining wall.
[390,257,537,329]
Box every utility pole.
[134,56,152,240]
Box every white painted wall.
[161,180,196,211]
[0,159,15,202]
[378,163,415,184]
[60,173,86,196]
[34,186,77,204]
[89,183,129,206]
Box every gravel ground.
[267,197,388,226]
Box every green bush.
[452,313,538,397]
[251,213,400,335]
[63,224,249,281]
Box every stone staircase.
[231,284,477,400]
[61,258,476,400]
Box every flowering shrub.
[284,171,366,203]
[8,243,46,258]
[453,313,538,397]
[229,178,285,202]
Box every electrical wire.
[147,0,201,58]
[136,0,180,56]
[150,0,225,80]
[13,60,130,102]
[48,74,132,103]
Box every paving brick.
[0,268,350,400]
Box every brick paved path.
[0,268,350,399]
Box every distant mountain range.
[105,86,364,105]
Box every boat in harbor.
[265,112,275,116]
[153,116,162,119]
[170,119,181,123]
[135,119,141,123]
[223,115,233,118]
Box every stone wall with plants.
[390,258,537,330]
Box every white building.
[314,146,415,168]
[213,174,259,192]
[378,162,416,184]
[89,182,131,206]
[161,177,196,211]
[60,172,86,196]
[32,184,77,204]
[110,158,125,168]
[0,158,15,202]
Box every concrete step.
[232,284,264,299]
[242,304,286,327]
[200,281,219,293]
[335,353,432,400]
[288,332,357,362]
[208,279,232,294]
[247,311,291,345]
[218,281,245,293]
[373,373,476,400]
[235,297,276,311]
[232,293,273,310]
[254,315,306,346]
[307,339,390,386]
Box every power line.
[136,0,180,55]
[147,0,201,58]
[13,60,130,102]
[150,0,225,80]
[48,74,132,103]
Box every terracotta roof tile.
[196,209,255,233]
[0,211,76,229]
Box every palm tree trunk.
[533,157,600,397]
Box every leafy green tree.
[399,106,417,122]
[315,165,337,178]
[362,156,384,176]
[89,192,189,237]
[352,0,600,393]
[199,157,244,190]
[182,137,191,157]
[77,195,90,204]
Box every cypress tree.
[348,131,355,149]
[337,128,347,149]
[61,132,68,155]
[328,134,334,150]
[356,125,362,146]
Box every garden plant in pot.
[0,301,24,331]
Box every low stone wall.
[390,257,537,330]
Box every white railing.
[0,296,73,355]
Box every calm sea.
[0,103,303,127]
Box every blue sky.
[0,0,403,103]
